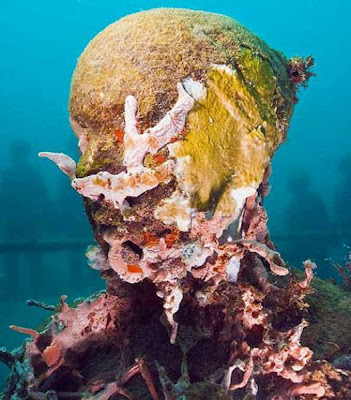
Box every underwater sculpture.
[2,8,351,399]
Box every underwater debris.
[3,7,351,400]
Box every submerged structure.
[2,8,351,399]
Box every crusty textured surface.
[70,8,293,134]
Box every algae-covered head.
[68,8,313,221]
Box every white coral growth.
[123,82,194,168]
[72,161,175,209]
[156,281,183,344]
[86,245,110,271]
[38,152,76,180]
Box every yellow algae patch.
[170,65,280,215]
[154,191,192,231]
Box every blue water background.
[1,0,350,386]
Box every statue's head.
[40,8,313,342]
[69,8,298,213]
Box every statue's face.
[70,62,290,234]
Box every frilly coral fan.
[2,8,351,400]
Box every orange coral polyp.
[127,264,143,273]
[43,342,61,368]
[114,129,124,143]
[165,230,179,248]
[152,154,167,165]
[143,231,160,247]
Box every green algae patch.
[298,274,351,361]
[76,137,125,178]
[170,65,279,214]
[238,48,279,124]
